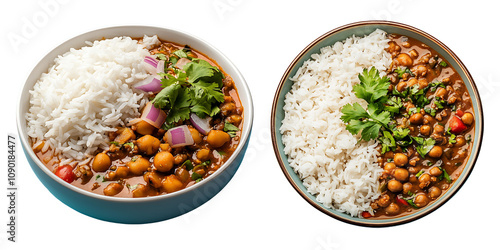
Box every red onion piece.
[229,89,241,108]
[143,56,165,75]
[133,75,163,93]
[143,56,159,74]
[189,113,211,135]
[140,102,167,128]
[166,125,194,148]
[175,58,191,69]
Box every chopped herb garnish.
[156,53,168,61]
[412,136,436,157]
[224,122,239,138]
[394,67,414,77]
[416,170,425,178]
[182,160,194,170]
[439,61,448,67]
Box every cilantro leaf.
[152,83,182,110]
[412,136,436,157]
[224,122,239,137]
[379,130,396,154]
[394,67,414,78]
[354,67,390,103]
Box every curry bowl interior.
[271,20,483,227]
[17,26,253,222]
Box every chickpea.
[103,183,123,196]
[143,171,163,188]
[414,194,429,208]
[393,153,408,167]
[136,135,160,155]
[434,124,445,134]
[384,162,396,174]
[175,168,190,183]
[196,148,211,162]
[189,127,203,144]
[134,120,155,135]
[423,115,435,125]
[132,184,148,198]
[461,112,474,126]
[408,166,419,174]
[393,168,409,181]
[403,182,413,194]
[387,179,403,193]
[455,136,466,147]
[429,166,443,177]
[418,78,429,88]
[377,194,391,208]
[206,130,231,148]
[396,53,413,67]
[127,156,150,175]
[420,125,432,136]
[396,81,407,92]
[162,175,183,193]
[92,152,112,172]
[428,186,442,199]
[227,115,243,125]
[435,87,448,99]
[406,78,418,87]
[173,154,188,165]
[160,143,171,152]
[115,166,129,178]
[387,41,400,53]
[385,202,400,215]
[153,151,174,172]
[220,102,236,116]
[428,146,443,158]
[418,173,431,189]
[409,113,424,125]
[409,49,419,58]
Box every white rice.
[26,36,157,161]
[280,29,392,217]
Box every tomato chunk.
[54,165,75,183]
[455,109,464,117]
[449,116,467,134]
[361,211,372,218]
[396,196,409,206]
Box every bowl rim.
[271,20,484,227]
[17,25,254,203]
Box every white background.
[1,0,499,249]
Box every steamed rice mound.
[26,36,158,161]
[280,29,392,217]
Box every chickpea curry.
[340,34,475,218]
[34,38,244,197]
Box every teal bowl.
[271,21,483,227]
[17,26,253,224]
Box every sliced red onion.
[143,56,165,75]
[143,56,159,74]
[229,89,241,108]
[166,125,194,148]
[140,102,167,128]
[190,113,211,135]
[133,75,163,93]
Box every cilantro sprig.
[152,51,225,126]
[340,67,392,141]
